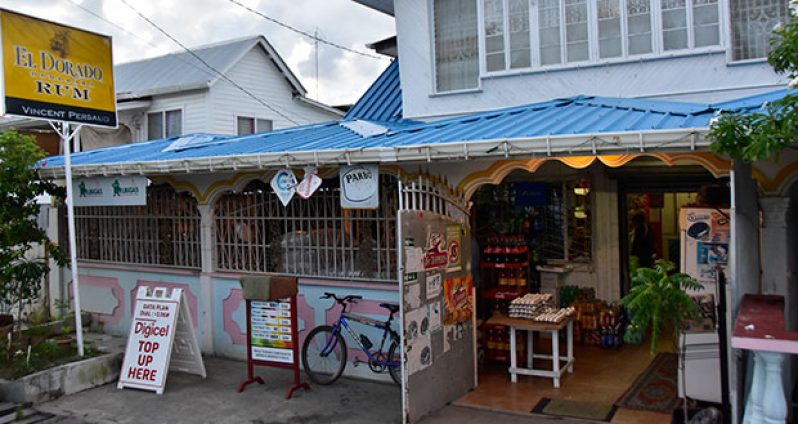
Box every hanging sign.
[271,169,297,206]
[0,9,117,127]
[73,176,147,206]
[118,287,206,394]
[295,168,322,200]
[340,164,379,209]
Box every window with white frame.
[731,0,789,61]
[478,0,722,73]
[236,117,274,136]
[147,109,182,140]
[433,0,480,92]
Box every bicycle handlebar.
[321,292,363,303]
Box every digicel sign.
[118,296,178,391]
[0,9,116,127]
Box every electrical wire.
[62,0,217,79]
[226,0,389,61]
[118,0,303,125]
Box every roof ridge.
[116,35,261,67]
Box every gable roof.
[344,59,402,122]
[115,35,306,100]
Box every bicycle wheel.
[387,340,402,386]
[302,325,347,385]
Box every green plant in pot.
[620,259,703,355]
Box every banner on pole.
[0,9,116,127]
[72,176,147,206]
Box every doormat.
[532,398,617,422]
[616,352,678,412]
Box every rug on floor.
[531,398,617,422]
[616,352,678,412]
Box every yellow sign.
[1,9,116,127]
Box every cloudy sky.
[1,0,395,106]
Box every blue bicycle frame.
[322,312,400,368]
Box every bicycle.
[301,292,401,385]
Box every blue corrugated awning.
[38,75,792,178]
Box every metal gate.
[397,174,474,423]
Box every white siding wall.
[117,109,145,142]
[395,0,787,121]
[144,89,209,141]
[208,46,339,134]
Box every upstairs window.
[433,0,480,92]
[479,0,722,73]
[237,117,273,135]
[147,110,182,140]
[731,0,789,60]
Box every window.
[75,184,201,268]
[479,0,722,73]
[214,175,398,281]
[147,110,182,140]
[433,0,480,92]
[731,0,789,60]
[236,117,274,136]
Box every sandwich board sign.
[118,287,206,394]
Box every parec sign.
[0,9,116,127]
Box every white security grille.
[215,175,399,281]
[75,184,201,268]
[398,174,469,223]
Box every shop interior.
[458,159,728,423]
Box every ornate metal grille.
[215,175,398,281]
[75,184,201,269]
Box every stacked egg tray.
[508,294,575,323]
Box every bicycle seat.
[379,303,399,314]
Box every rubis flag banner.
[0,9,116,127]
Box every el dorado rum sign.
[0,9,116,127]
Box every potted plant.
[620,259,702,355]
[620,259,706,423]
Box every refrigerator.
[676,207,729,404]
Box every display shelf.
[480,261,529,269]
[483,246,529,255]
[481,287,526,301]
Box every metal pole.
[61,123,85,357]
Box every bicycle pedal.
[352,359,365,368]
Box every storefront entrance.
[455,159,727,423]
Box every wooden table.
[487,314,574,388]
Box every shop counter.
[486,314,574,388]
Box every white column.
[760,351,788,424]
[743,352,766,424]
[197,203,215,354]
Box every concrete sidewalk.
[38,356,401,424]
[36,355,587,424]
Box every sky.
[0,0,395,106]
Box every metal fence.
[75,184,202,269]
[215,175,399,281]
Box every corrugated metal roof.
[344,60,402,122]
[41,94,720,171]
[115,36,305,99]
[712,88,796,113]
[371,95,716,147]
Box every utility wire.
[62,0,217,79]
[119,0,303,125]
[226,0,389,61]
